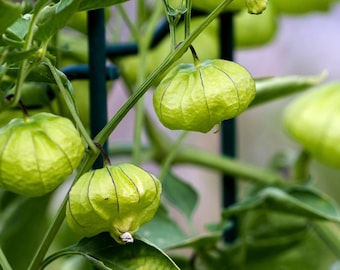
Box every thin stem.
[158,131,189,181]
[94,0,235,146]
[108,142,284,186]
[44,58,97,152]
[174,147,285,186]
[28,154,97,270]
[12,1,50,106]
[94,141,111,166]
[133,1,164,165]
[0,246,12,270]
[184,0,192,38]
[28,197,68,270]
[5,94,29,117]
[169,17,178,51]
[292,149,311,183]
[116,4,139,41]
[162,0,181,51]
[189,44,200,66]
[39,250,81,270]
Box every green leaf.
[0,192,50,270]
[78,0,129,11]
[34,0,82,41]
[6,14,31,42]
[0,0,22,36]
[6,62,55,83]
[168,233,222,250]
[137,205,188,250]
[163,172,199,220]
[223,186,340,222]
[64,233,180,270]
[250,71,327,107]
[242,224,336,270]
[5,48,37,64]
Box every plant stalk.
[0,246,12,270]
[27,154,97,270]
[44,58,97,152]
[174,147,285,185]
[94,0,235,146]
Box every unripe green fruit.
[246,0,267,14]
[0,112,85,196]
[66,163,162,244]
[283,82,340,168]
[153,59,256,133]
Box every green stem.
[12,1,50,106]
[0,246,12,270]
[109,143,156,162]
[39,250,81,270]
[44,58,97,152]
[158,131,189,181]
[292,149,311,183]
[250,71,327,108]
[108,143,284,186]
[184,0,192,38]
[162,0,182,50]
[28,196,68,270]
[174,147,285,185]
[116,4,139,41]
[28,154,97,270]
[310,221,340,260]
[132,1,163,165]
[94,0,235,146]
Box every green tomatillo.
[66,163,162,244]
[0,112,85,196]
[283,82,340,168]
[153,47,256,133]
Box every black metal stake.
[88,9,108,168]
[219,12,237,243]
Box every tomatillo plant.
[0,0,339,269]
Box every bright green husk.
[66,163,162,244]
[284,82,340,168]
[153,59,256,133]
[0,112,85,197]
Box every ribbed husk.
[66,163,162,244]
[0,112,85,196]
[153,59,256,133]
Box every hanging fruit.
[153,46,256,133]
[0,108,85,197]
[283,82,340,168]
[66,162,162,244]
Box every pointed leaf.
[0,0,22,36]
[34,0,82,41]
[168,233,222,250]
[137,205,188,250]
[7,62,55,83]
[0,192,50,269]
[78,0,129,11]
[223,186,340,222]
[6,14,31,41]
[251,72,327,107]
[68,233,180,270]
[163,172,199,220]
